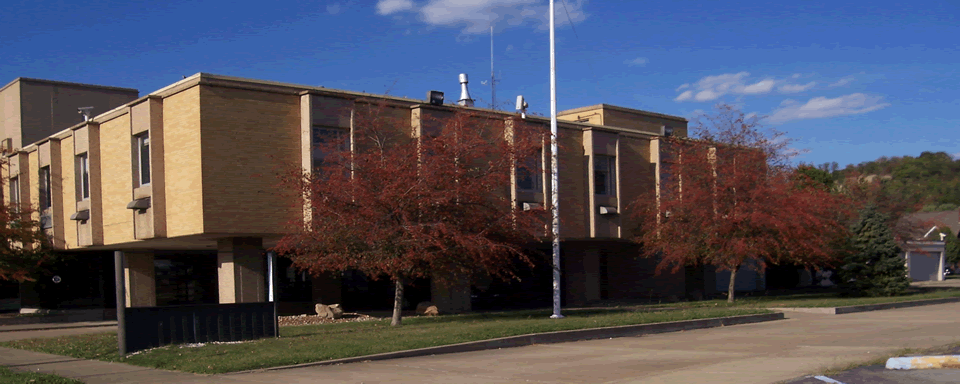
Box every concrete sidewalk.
[4,303,960,383]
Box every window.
[311,126,349,168]
[38,167,51,210]
[77,153,90,200]
[9,177,19,211]
[594,155,616,196]
[136,133,150,185]
[516,150,543,192]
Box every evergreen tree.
[841,205,910,296]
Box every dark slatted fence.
[124,302,277,353]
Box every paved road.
[223,303,960,384]
[784,365,960,384]
[4,303,960,383]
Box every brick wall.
[99,114,135,245]
[162,87,204,237]
[199,85,301,234]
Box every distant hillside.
[812,151,960,213]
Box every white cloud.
[830,76,854,87]
[674,72,777,102]
[778,82,816,94]
[375,0,587,34]
[327,2,341,14]
[768,93,889,124]
[742,79,775,94]
[673,72,825,102]
[625,57,648,67]
[377,0,414,15]
[953,152,960,160]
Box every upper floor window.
[594,155,617,196]
[77,153,90,200]
[517,150,543,192]
[9,177,19,211]
[311,126,349,169]
[136,133,150,186]
[38,167,52,210]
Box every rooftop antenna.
[458,74,474,107]
[490,26,496,110]
[78,107,95,122]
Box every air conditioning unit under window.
[522,202,543,211]
[599,206,618,215]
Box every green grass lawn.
[589,287,960,310]
[0,307,768,374]
[0,367,82,384]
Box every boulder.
[416,301,439,316]
[422,305,439,316]
[315,303,344,319]
[329,303,344,319]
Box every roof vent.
[661,125,674,137]
[427,90,444,106]
[458,74,474,107]
[78,107,95,122]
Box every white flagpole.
[549,0,563,319]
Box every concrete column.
[217,237,266,303]
[123,251,155,307]
[431,273,471,313]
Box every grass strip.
[617,288,960,310]
[1,307,767,374]
[0,366,83,384]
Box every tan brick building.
[2,73,694,316]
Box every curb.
[886,355,960,370]
[769,297,960,315]
[227,312,783,374]
[0,321,117,333]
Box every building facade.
[2,73,694,316]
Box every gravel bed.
[278,313,381,327]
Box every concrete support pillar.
[123,251,156,307]
[311,272,342,305]
[431,273,471,313]
[217,237,266,303]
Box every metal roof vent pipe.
[458,73,474,107]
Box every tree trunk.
[727,265,739,303]
[391,277,405,326]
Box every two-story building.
[2,73,692,317]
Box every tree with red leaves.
[0,165,54,282]
[274,104,546,325]
[633,105,854,303]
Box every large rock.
[315,303,344,319]
[416,301,439,316]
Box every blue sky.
[2,0,957,168]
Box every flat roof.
[558,103,688,122]
[0,77,139,94]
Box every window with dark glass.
[9,177,19,212]
[136,134,150,185]
[77,153,90,200]
[311,126,349,168]
[594,155,616,196]
[38,167,51,210]
[516,150,543,192]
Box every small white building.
[902,239,946,282]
